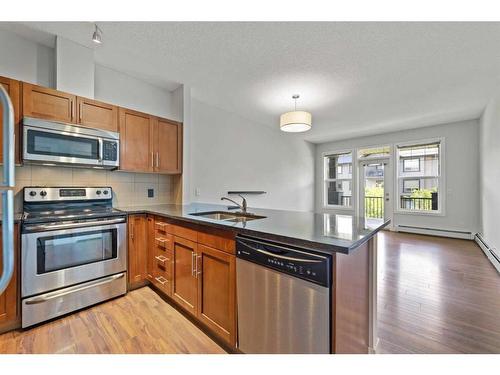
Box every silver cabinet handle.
[196,255,202,278]
[79,102,83,122]
[151,152,154,168]
[191,252,195,276]
[0,85,15,295]
[156,152,159,168]
[155,255,168,263]
[155,276,167,285]
[70,100,74,120]
[25,273,125,305]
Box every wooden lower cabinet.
[143,216,237,347]
[128,215,148,288]
[197,244,236,347]
[0,224,19,333]
[171,235,198,316]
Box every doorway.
[359,160,392,228]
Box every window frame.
[394,138,445,216]
[323,149,354,210]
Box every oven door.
[23,124,103,166]
[21,217,127,297]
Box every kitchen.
[1,6,500,373]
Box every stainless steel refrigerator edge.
[0,85,15,296]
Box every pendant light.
[280,95,312,133]
[92,24,103,44]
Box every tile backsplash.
[10,165,174,212]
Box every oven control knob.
[40,190,47,197]
[29,191,37,197]
[96,190,102,195]
[103,190,109,195]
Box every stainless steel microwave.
[22,117,120,169]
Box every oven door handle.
[25,217,126,232]
[24,273,125,305]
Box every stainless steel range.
[21,187,127,328]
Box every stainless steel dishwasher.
[236,235,332,354]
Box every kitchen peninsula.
[118,202,389,353]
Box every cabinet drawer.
[155,254,171,274]
[155,221,171,233]
[152,273,172,297]
[155,234,173,250]
[171,223,198,242]
[198,228,236,254]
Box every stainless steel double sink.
[190,211,266,223]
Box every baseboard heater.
[475,233,500,273]
[395,225,474,240]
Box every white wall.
[315,119,480,234]
[56,36,94,98]
[479,96,500,255]
[190,98,315,212]
[0,28,54,87]
[94,65,179,120]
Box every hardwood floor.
[0,287,225,354]
[1,231,498,354]
[377,231,500,354]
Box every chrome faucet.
[221,194,247,213]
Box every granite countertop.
[116,202,390,255]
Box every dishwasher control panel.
[236,236,331,287]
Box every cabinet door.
[197,244,236,346]
[0,76,21,164]
[22,82,76,123]
[154,118,182,174]
[119,108,153,172]
[172,236,198,316]
[128,215,147,287]
[0,224,19,330]
[77,97,118,132]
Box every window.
[403,179,420,193]
[324,151,353,208]
[403,158,420,172]
[397,142,441,212]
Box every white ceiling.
[4,22,500,143]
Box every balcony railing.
[365,196,384,218]
[400,195,437,211]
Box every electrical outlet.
[148,188,154,198]
[195,188,201,196]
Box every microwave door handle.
[0,85,15,295]
[98,138,103,164]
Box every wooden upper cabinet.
[119,108,154,172]
[154,118,182,174]
[128,215,148,287]
[0,224,19,332]
[0,76,21,164]
[22,82,76,123]
[172,235,198,316]
[77,97,118,132]
[197,244,236,346]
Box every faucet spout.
[221,195,247,213]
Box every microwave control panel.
[103,140,118,162]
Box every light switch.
[195,188,201,196]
